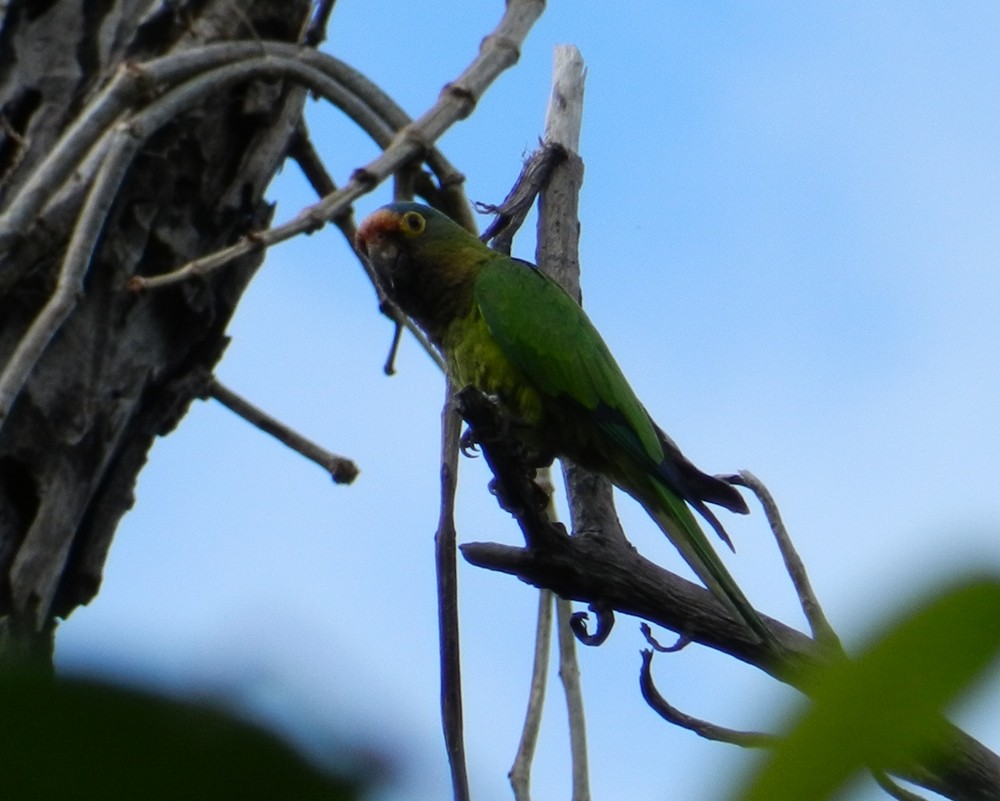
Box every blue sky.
[57,3,1000,800]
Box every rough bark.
[0,0,312,660]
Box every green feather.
[357,202,775,645]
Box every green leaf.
[0,672,367,801]
[738,577,1000,801]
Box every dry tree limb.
[0,41,436,245]
[725,470,842,653]
[437,379,471,801]
[206,379,358,484]
[556,595,592,801]
[509,588,554,801]
[287,122,356,242]
[128,0,544,291]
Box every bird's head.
[355,202,487,340]
[355,202,427,293]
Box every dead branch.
[726,470,842,653]
[127,0,544,291]
[437,380,471,801]
[557,595,592,801]
[206,379,358,484]
[508,589,554,801]
[639,649,778,748]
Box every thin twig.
[382,320,404,376]
[639,650,778,748]
[0,41,466,256]
[437,379,471,801]
[281,109,449,379]
[640,622,690,653]
[509,588,554,801]
[207,379,358,484]
[725,470,842,653]
[557,595,591,801]
[127,0,544,291]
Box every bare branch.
[726,470,842,653]
[509,588,554,801]
[287,122,355,243]
[557,596,592,801]
[206,379,358,484]
[127,0,544,291]
[0,41,465,269]
[569,604,616,647]
[639,649,778,748]
[640,622,690,653]
[437,380,470,801]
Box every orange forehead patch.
[356,208,401,246]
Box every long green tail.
[644,482,778,647]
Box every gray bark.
[0,0,312,663]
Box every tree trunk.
[0,0,312,664]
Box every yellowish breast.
[442,309,544,425]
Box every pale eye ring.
[401,211,425,235]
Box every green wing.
[473,256,662,467]
[474,257,775,645]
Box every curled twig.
[640,622,690,653]
[569,604,615,647]
[0,56,335,429]
[639,649,778,748]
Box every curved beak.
[356,210,402,291]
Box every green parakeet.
[356,202,773,645]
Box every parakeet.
[356,201,774,645]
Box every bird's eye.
[401,211,425,236]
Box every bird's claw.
[459,426,480,457]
